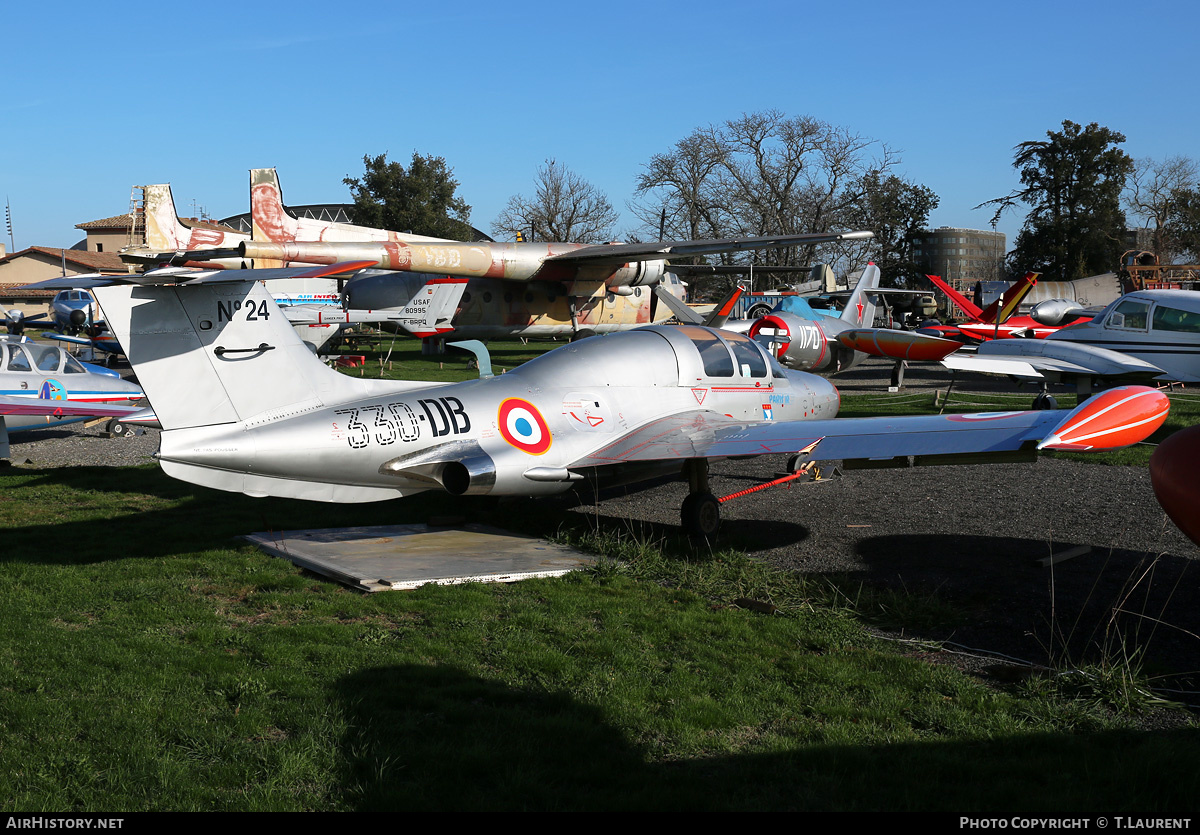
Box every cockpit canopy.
[2,342,87,375]
[509,325,784,389]
[54,290,93,305]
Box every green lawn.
[0,465,1196,811]
[0,331,1193,811]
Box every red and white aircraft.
[923,273,1095,342]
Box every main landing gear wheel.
[681,492,721,540]
[1033,392,1058,410]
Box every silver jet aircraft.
[93,274,1168,538]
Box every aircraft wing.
[941,339,1166,382]
[569,386,1168,468]
[282,306,406,326]
[0,397,144,419]
[545,231,873,268]
[42,333,94,347]
[20,261,377,292]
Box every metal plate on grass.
[243,523,593,592]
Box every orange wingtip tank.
[1037,386,1170,451]
[1150,424,1200,547]
[835,329,962,361]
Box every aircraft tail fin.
[250,168,299,267]
[977,272,1038,325]
[94,279,385,432]
[925,274,983,320]
[142,184,189,251]
[839,264,881,327]
[704,284,745,328]
[395,277,469,338]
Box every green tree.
[980,121,1133,280]
[1167,185,1200,262]
[845,170,939,287]
[343,152,474,240]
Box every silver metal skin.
[94,280,835,504]
[1029,298,1088,326]
[92,276,1167,536]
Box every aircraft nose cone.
[69,309,87,326]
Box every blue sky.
[3,0,1195,253]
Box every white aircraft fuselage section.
[1047,289,1200,383]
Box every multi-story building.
[910,227,1006,288]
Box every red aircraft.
[923,272,1095,342]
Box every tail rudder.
[925,274,983,320]
[839,264,881,327]
[704,284,744,328]
[94,279,375,432]
[142,184,188,251]
[250,168,298,267]
[402,277,469,337]
[978,272,1038,324]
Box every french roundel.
[498,398,552,455]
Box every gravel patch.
[8,422,160,469]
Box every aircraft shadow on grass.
[843,533,1200,689]
[334,663,1200,811]
[0,465,447,565]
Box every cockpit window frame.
[6,345,33,373]
[673,325,775,382]
[1105,298,1150,332]
[1151,303,1200,334]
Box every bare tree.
[632,110,910,291]
[493,159,619,243]
[1124,155,1200,262]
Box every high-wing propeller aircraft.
[91,271,1167,538]
[151,169,875,342]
